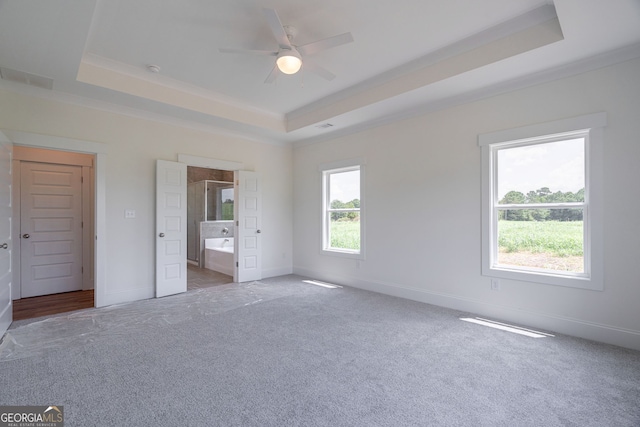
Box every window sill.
[321,248,365,260]
[484,265,603,291]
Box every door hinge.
[236,220,239,226]
[81,176,84,183]
[236,262,239,267]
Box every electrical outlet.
[491,278,500,291]
[124,209,136,219]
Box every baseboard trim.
[98,287,154,308]
[262,266,293,279]
[293,267,640,351]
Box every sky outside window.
[497,138,584,200]
[329,170,360,203]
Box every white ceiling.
[0,0,639,145]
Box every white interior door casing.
[2,132,105,308]
[156,160,187,298]
[20,162,83,298]
[12,147,95,299]
[0,133,12,337]
[234,170,262,283]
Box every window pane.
[497,138,585,204]
[221,188,234,220]
[329,170,360,206]
[206,181,234,221]
[330,217,360,251]
[497,210,584,273]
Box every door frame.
[3,130,107,307]
[0,131,12,338]
[13,147,94,298]
[176,154,247,282]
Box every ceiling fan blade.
[297,32,354,56]
[219,48,277,56]
[263,8,291,49]
[303,60,336,81]
[264,65,279,84]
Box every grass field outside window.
[329,219,360,251]
[497,220,584,272]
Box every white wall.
[0,90,293,306]
[293,57,640,351]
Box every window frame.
[479,113,605,291]
[320,159,366,259]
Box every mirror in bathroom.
[206,180,234,221]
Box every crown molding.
[292,42,640,149]
[77,53,285,133]
[286,4,562,132]
[3,41,638,151]
[0,80,289,147]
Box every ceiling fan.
[219,8,353,83]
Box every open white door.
[156,160,187,298]
[0,132,13,337]
[234,171,262,283]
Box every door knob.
[0,243,7,249]
[22,234,30,239]
[159,233,165,238]
[256,229,261,234]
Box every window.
[220,187,234,220]
[479,113,605,290]
[321,160,365,258]
[205,180,234,221]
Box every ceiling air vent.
[0,67,53,90]
[316,123,334,129]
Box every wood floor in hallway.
[12,265,233,321]
[13,289,95,321]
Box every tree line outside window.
[330,198,360,221]
[499,187,584,222]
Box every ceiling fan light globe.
[276,51,302,74]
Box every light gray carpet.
[1,275,639,426]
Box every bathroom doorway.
[186,166,234,290]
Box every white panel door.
[156,160,187,298]
[20,162,83,298]
[234,171,262,283]
[0,133,12,337]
